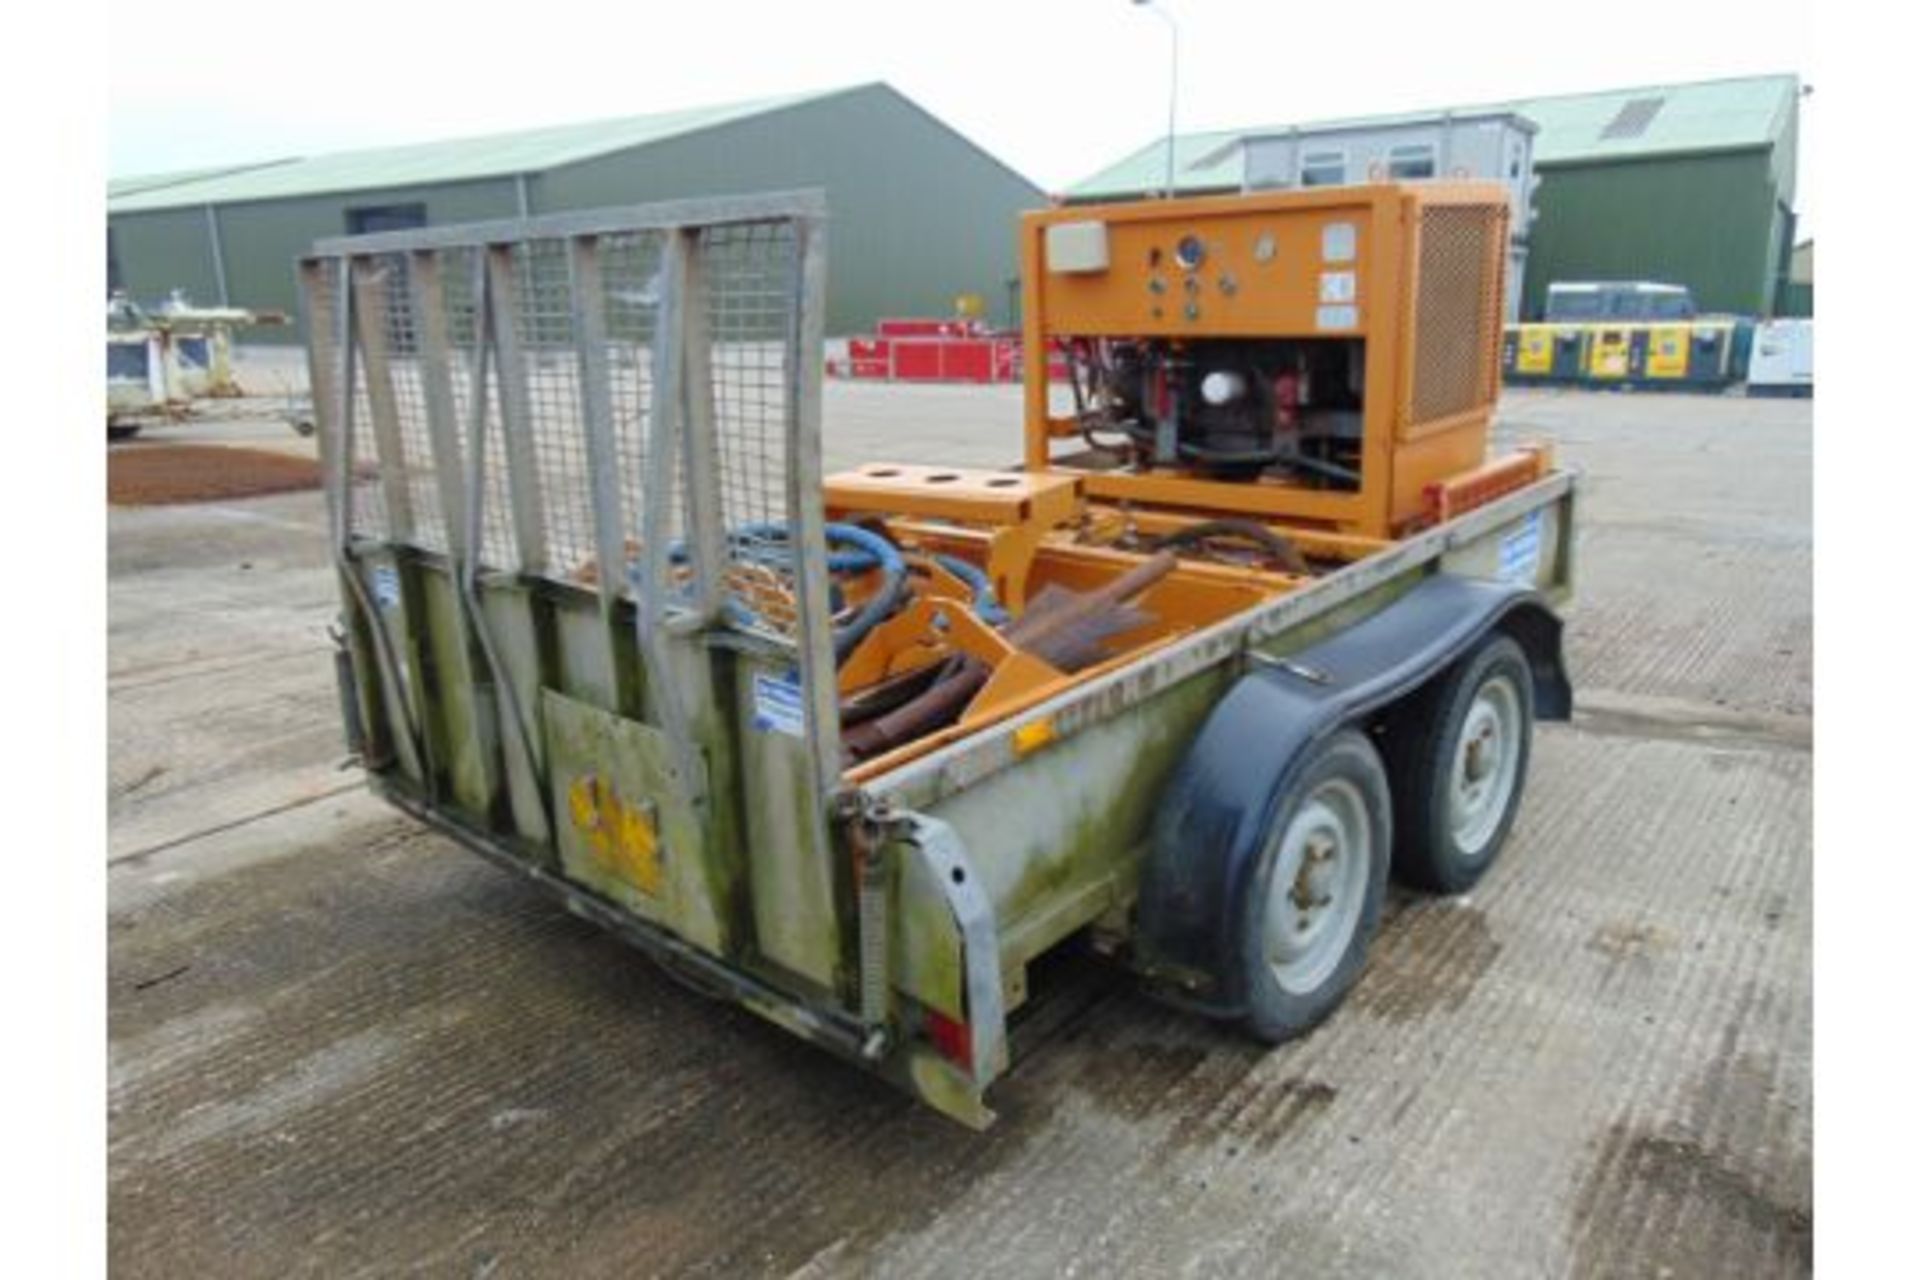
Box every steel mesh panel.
[1409,204,1502,426]
[306,258,390,541]
[312,203,816,643]
[437,248,519,572]
[512,238,602,583]
[372,253,450,553]
[344,371,390,541]
[701,220,802,645]
[598,230,682,605]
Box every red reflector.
[926,1009,972,1071]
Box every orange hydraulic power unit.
[1019,184,1540,541]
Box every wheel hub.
[1264,780,1372,995]
[1449,675,1523,858]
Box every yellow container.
[1587,329,1632,380]
[1645,325,1690,380]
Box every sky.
[108,0,1815,222]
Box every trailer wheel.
[1390,634,1534,895]
[108,423,142,442]
[1240,728,1391,1043]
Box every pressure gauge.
[1174,234,1206,271]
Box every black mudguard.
[1135,573,1570,1017]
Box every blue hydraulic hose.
[818,523,909,661]
[931,554,1010,627]
[669,522,1006,658]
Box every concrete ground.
[109,361,1812,1278]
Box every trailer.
[302,184,1574,1127]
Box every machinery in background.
[830,315,1026,384]
[106,291,310,440]
[828,310,1077,386]
[1502,317,1753,390]
[1504,278,1762,391]
[1746,318,1813,396]
[1543,280,1697,322]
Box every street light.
[1131,0,1179,198]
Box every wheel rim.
[1449,673,1523,858]
[1263,777,1372,996]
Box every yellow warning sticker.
[567,774,664,897]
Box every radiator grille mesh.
[1409,203,1505,426]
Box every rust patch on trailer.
[1351,896,1501,1024]
[109,444,323,506]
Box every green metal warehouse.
[1067,74,1802,319]
[107,83,1045,336]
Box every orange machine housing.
[1020,184,1517,540]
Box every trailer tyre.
[1240,728,1391,1044]
[1390,633,1534,895]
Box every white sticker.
[1498,510,1545,583]
[372,564,400,609]
[1319,271,1357,304]
[751,671,807,737]
[1315,305,1359,330]
[1322,222,1357,262]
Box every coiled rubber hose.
[674,523,1006,660]
[717,522,910,661]
[819,523,909,662]
[930,554,1010,627]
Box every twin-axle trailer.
[304,184,1574,1126]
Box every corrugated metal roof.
[108,159,299,199]
[1518,75,1796,162]
[1067,73,1799,199]
[109,86,853,213]
[1070,127,1252,201]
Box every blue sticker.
[1498,510,1545,584]
[372,564,400,609]
[751,671,806,737]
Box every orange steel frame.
[823,463,1081,611]
[1019,183,1515,540]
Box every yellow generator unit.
[1503,323,1587,382]
[1502,314,1746,391]
[1019,184,1534,540]
[1586,328,1634,380]
[1644,325,1690,379]
[1510,326,1556,377]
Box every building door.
[345,203,427,236]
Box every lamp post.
[1131,0,1179,198]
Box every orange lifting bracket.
[825,462,1081,525]
[824,463,1083,610]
